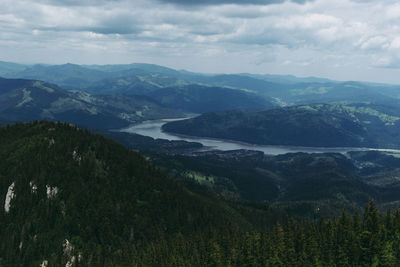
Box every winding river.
[120,118,400,155]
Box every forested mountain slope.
[163,103,400,148]
[148,84,275,113]
[1,122,400,266]
[0,121,261,265]
[0,77,183,129]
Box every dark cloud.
[36,0,122,6]
[36,11,143,35]
[92,14,143,35]
[38,26,141,35]
[156,0,310,6]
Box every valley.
[2,121,398,266]
[3,62,400,216]
[121,117,387,155]
[5,0,400,264]
[105,123,400,217]
[163,103,400,149]
[2,61,400,265]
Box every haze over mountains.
[3,61,400,106]
[2,61,400,147]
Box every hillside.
[148,84,276,113]
[0,121,263,266]
[81,68,189,95]
[5,62,400,110]
[4,64,110,89]
[0,77,183,129]
[2,123,400,266]
[3,63,190,94]
[163,103,400,148]
[0,61,27,76]
[102,128,400,217]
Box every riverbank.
[120,119,399,155]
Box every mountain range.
[3,61,400,265]
[2,61,400,148]
[0,77,183,129]
[3,61,400,109]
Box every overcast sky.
[2,0,400,83]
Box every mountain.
[0,121,265,265]
[85,63,184,76]
[102,128,400,219]
[186,73,283,92]
[277,81,400,106]
[4,63,190,94]
[82,75,278,113]
[3,121,400,266]
[158,72,399,106]
[148,149,378,216]
[5,62,400,110]
[4,63,110,90]
[0,61,27,76]
[81,68,189,95]
[148,84,276,113]
[162,103,400,148]
[104,129,400,217]
[0,77,183,129]
[243,73,335,84]
[70,91,183,123]
[197,76,400,107]
[99,130,203,155]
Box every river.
[120,118,400,155]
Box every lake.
[120,118,400,155]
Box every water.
[120,118,400,155]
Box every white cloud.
[2,0,400,83]
[360,36,389,50]
[389,37,400,50]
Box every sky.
[2,0,400,84]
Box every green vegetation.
[0,121,258,265]
[148,84,274,113]
[163,103,400,148]
[4,61,400,109]
[4,61,400,265]
[134,202,400,266]
[183,170,215,185]
[4,62,400,115]
[99,130,203,154]
[0,61,27,76]
[2,122,400,265]
[101,130,400,216]
[0,77,183,129]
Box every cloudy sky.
[2,0,400,83]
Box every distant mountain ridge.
[0,61,27,76]
[4,63,111,89]
[3,61,400,110]
[148,84,275,113]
